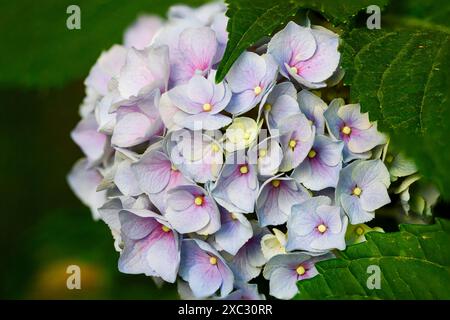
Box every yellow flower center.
[356,226,365,236]
[244,131,251,140]
[296,265,306,275]
[289,139,297,149]
[259,148,267,158]
[230,212,238,220]
[271,180,281,188]
[308,149,317,158]
[352,187,362,196]
[209,256,217,265]
[317,224,327,233]
[202,103,212,112]
[171,164,178,171]
[161,225,171,233]
[290,66,298,74]
[211,143,220,153]
[264,103,272,112]
[254,86,262,95]
[194,196,204,206]
[341,125,352,135]
[240,165,249,174]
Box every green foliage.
[215,0,388,82]
[0,0,207,88]
[296,219,450,299]
[341,28,450,199]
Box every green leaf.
[0,0,207,88]
[296,218,450,299]
[341,28,450,198]
[215,0,388,82]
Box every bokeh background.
[1,0,449,299]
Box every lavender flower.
[325,99,386,162]
[118,209,180,283]
[180,239,234,298]
[263,253,332,299]
[292,134,344,191]
[256,176,310,227]
[225,52,278,115]
[165,185,221,235]
[335,159,391,224]
[286,196,348,253]
[268,21,340,88]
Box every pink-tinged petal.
[226,51,266,92]
[71,115,108,163]
[337,104,371,130]
[131,150,171,194]
[112,112,152,147]
[145,227,180,283]
[187,75,215,105]
[360,181,391,212]
[85,45,127,95]
[114,160,141,196]
[267,21,316,78]
[118,46,169,99]
[165,185,219,234]
[172,27,217,84]
[347,124,386,153]
[67,159,106,220]
[159,92,184,131]
[124,15,163,50]
[296,26,340,83]
[168,84,203,114]
[118,236,157,276]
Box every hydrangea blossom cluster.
[68,2,394,300]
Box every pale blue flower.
[286,196,348,253]
[225,52,278,115]
[292,134,344,191]
[335,159,391,224]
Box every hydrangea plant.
[68,1,441,300]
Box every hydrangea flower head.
[268,21,340,88]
